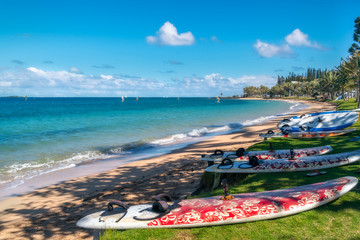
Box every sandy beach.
[0,99,336,240]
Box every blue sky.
[0,0,359,97]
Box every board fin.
[220,179,234,200]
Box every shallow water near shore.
[0,97,305,199]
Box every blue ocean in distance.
[0,97,304,193]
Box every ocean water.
[0,97,305,196]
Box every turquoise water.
[0,97,302,190]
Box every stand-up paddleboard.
[76,176,358,229]
[277,111,358,133]
[260,128,356,139]
[205,149,360,173]
[201,145,332,162]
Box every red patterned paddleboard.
[206,149,360,173]
[201,145,332,162]
[76,176,357,229]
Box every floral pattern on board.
[148,177,350,226]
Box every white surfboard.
[205,149,360,173]
[201,145,332,162]
[259,128,356,139]
[278,111,358,133]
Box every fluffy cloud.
[253,40,294,58]
[0,67,275,97]
[177,73,277,96]
[0,81,12,87]
[285,29,311,46]
[285,29,325,50]
[69,67,83,74]
[254,28,327,58]
[0,67,165,97]
[146,21,195,46]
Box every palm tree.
[301,79,318,98]
[340,52,360,107]
[337,64,354,101]
[270,84,283,98]
[259,85,270,98]
[319,70,339,100]
[282,82,294,97]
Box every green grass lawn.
[101,99,360,240]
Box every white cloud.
[0,81,12,87]
[0,67,166,97]
[254,29,327,58]
[285,29,326,50]
[253,40,294,58]
[100,74,113,80]
[146,21,195,46]
[178,73,277,96]
[69,67,83,74]
[0,67,275,97]
[285,29,311,47]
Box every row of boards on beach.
[77,109,360,230]
[77,146,360,230]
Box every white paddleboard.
[201,145,332,162]
[205,149,360,173]
[76,177,358,229]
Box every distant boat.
[177,96,180,100]
[24,95,27,101]
[121,96,125,102]
[136,96,139,101]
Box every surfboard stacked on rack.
[260,110,359,139]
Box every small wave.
[188,127,209,136]
[150,133,190,145]
[289,102,304,110]
[106,141,148,154]
[0,151,111,188]
[208,126,231,133]
[242,115,277,126]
